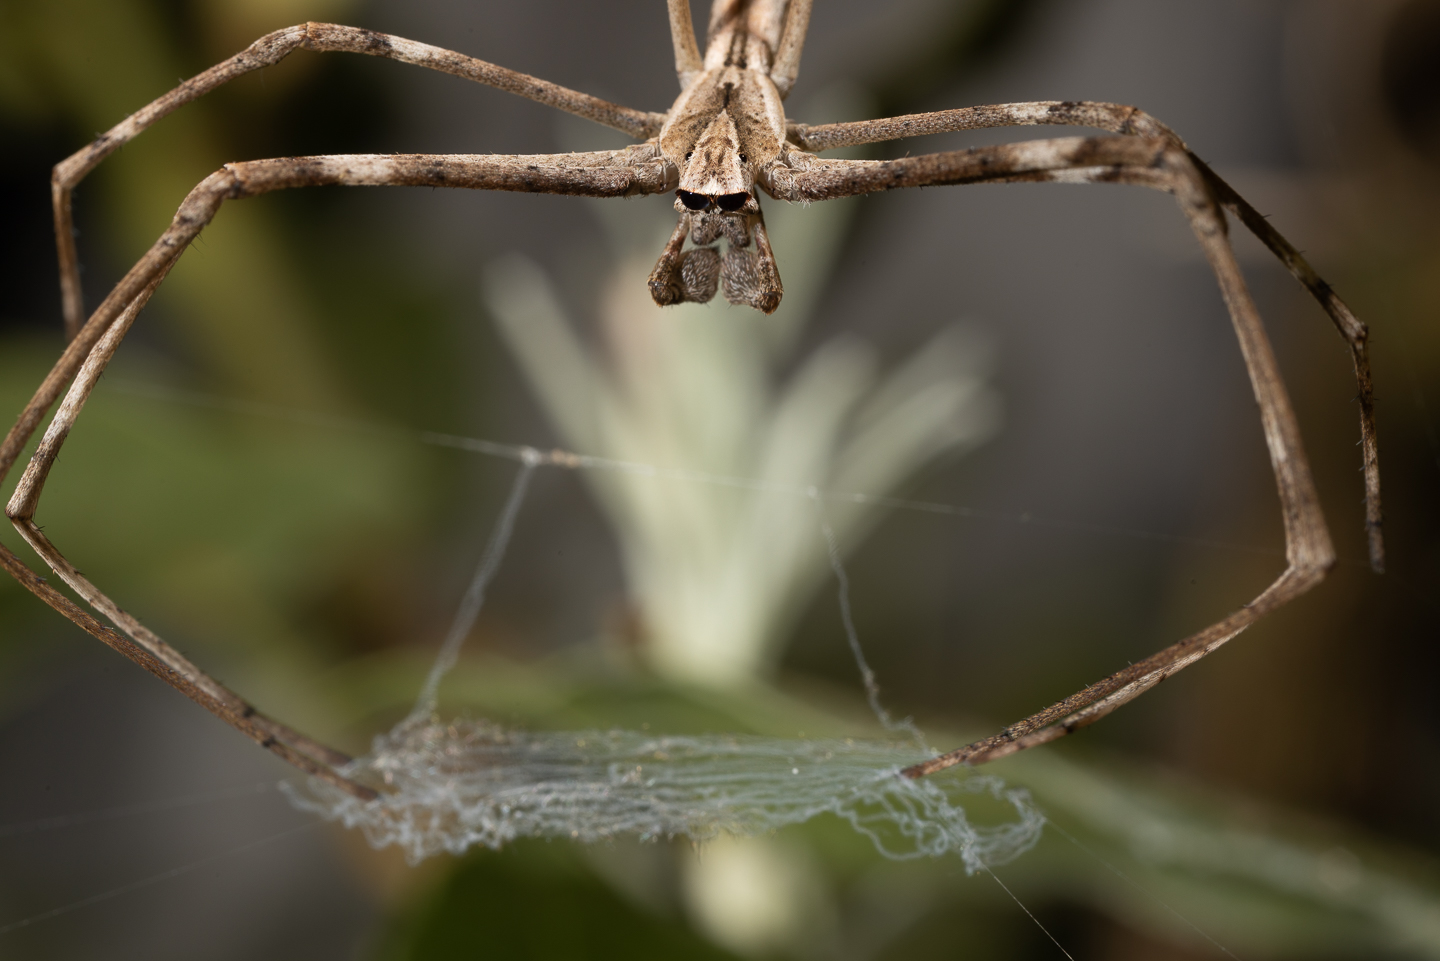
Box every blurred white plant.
[483,199,999,686]
[681,834,838,959]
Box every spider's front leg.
[50,21,667,340]
[765,136,1338,772]
[3,146,673,795]
[790,99,1383,572]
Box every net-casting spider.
[1,0,1383,800]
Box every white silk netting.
[285,720,1042,870]
[283,456,1044,871]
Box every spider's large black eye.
[714,192,749,212]
[677,190,711,211]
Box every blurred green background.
[2,0,1439,958]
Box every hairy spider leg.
[759,134,1335,773]
[3,149,673,796]
[48,21,667,341]
[787,99,1381,572]
[674,0,813,98]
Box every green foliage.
[375,842,745,961]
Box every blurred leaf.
[374,840,745,961]
[0,338,425,737]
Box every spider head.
[671,111,761,216]
[659,65,783,219]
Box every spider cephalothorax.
[649,3,788,312]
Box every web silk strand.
[0,783,274,839]
[809,487,927,747]
[104,379,1310,564]
[409,452,539,721]
[0,823,316,935]
[986,867,1078,961]
[1046,822,1244,960]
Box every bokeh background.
[2,0,1439,958]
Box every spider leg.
[5,148,672,796]
[763,136,1337,772]
[1198,170,1382,570]
[770,0,814,98]
[790,100,1382,571]
[51,22,668,340]
[668,0,705,89]
[2,256,361,794]
[789,100,1186,152]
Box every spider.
[0,0,1383,800]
